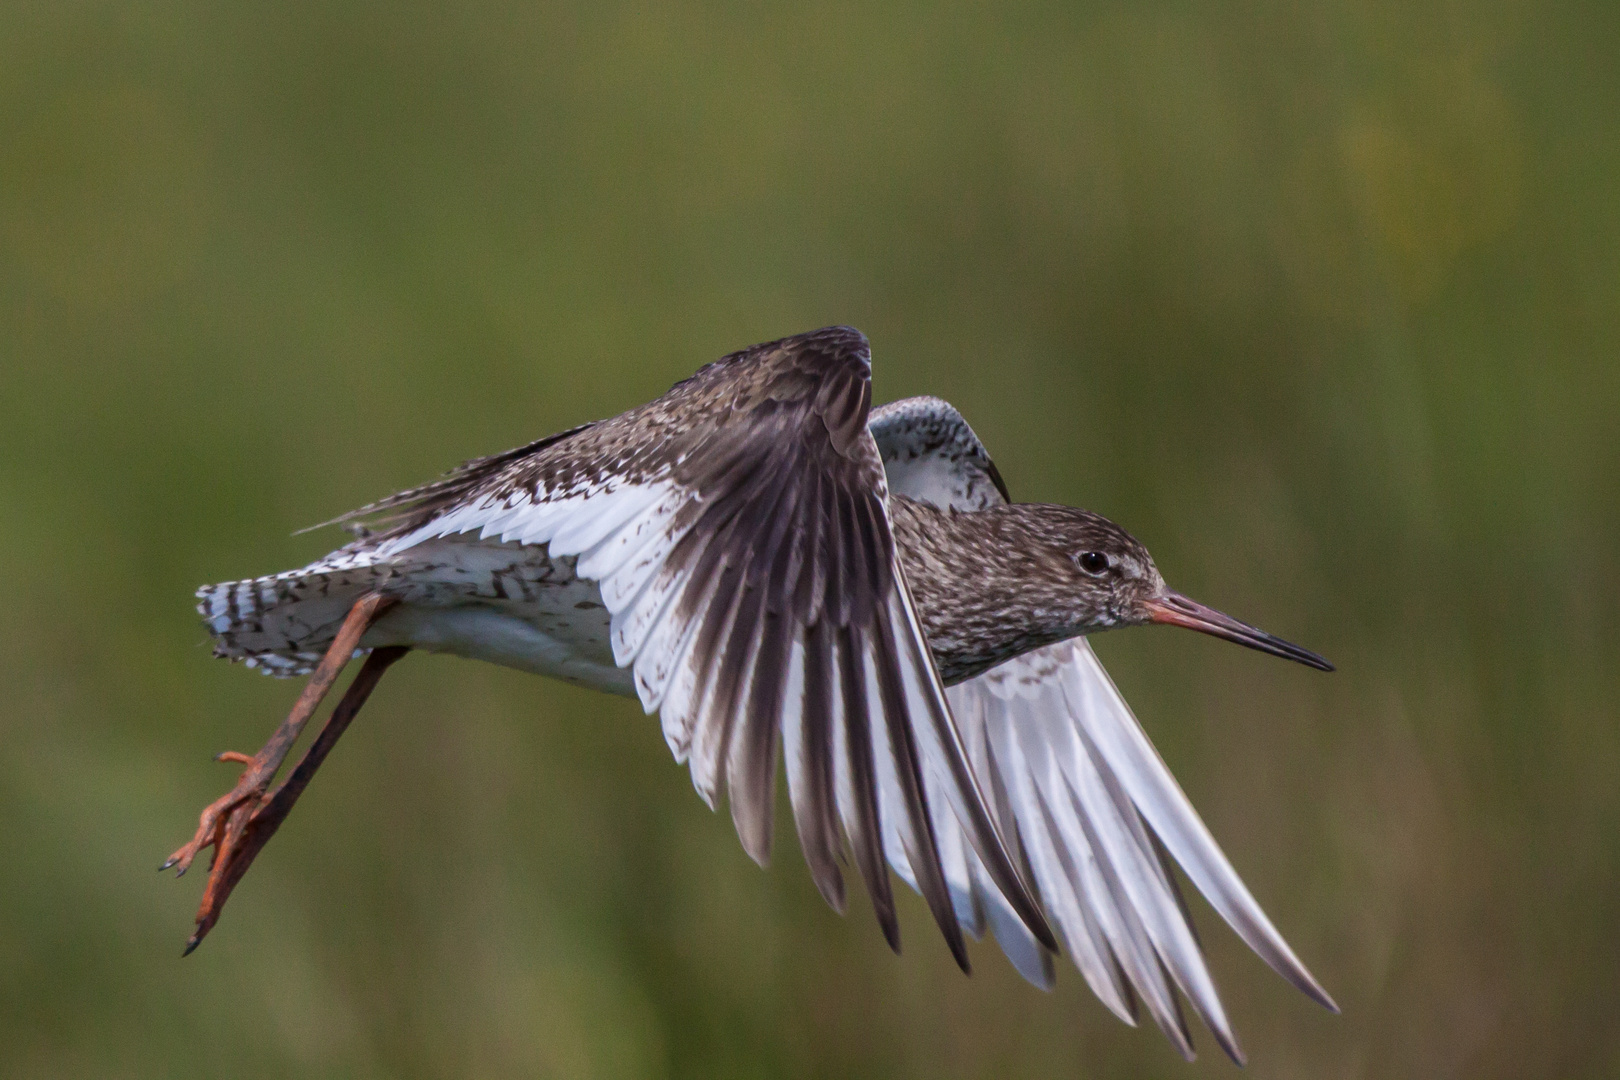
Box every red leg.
[182,645,408,954]
[164,591,402,952]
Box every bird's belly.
[362,577,634,697]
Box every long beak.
[1146,592,1334,672]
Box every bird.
[167,325,1337,1063]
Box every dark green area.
[2,1,1617,1076]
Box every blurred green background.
[2,1,1617,1076]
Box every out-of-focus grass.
[1,2,1617,1077]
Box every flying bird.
[168,326,1336,1063]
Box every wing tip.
[948,935,972,975]
[735,827,773,869]
[1265,943,1340,1013]
[728,786,776,869]
[1211,1024,1247,1067]
[811,868,848,915]
[1302,976,1341,1014]
[878,909,903,956]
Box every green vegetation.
[1,2,1616,1076]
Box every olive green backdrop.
[2,2,1617,1077]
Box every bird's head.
[997,504,1333,671]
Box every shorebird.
[168,326,1336,1062]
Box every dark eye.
[1077,551,1110,576]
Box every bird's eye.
[1077,551,1110,576]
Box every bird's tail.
[196,556,395,677]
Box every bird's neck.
[887,497,1078,685]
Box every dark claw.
[158,856,178,872]
[181,935,202,958]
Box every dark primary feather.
[794,618,844,910]
[628,326,1010,968]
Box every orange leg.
[163,591,405,954]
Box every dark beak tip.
[1151,593,1335,673]
[1272,647,1336,673]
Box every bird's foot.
[163,763,280,955]
[158,757,269,878]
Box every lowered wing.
[870,395,1335,1064]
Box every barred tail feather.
[196,560,394,676]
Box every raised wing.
[368,328,1054,968]
[870,396,1335,1064]
[867,395,1011,510]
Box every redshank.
[168,326,1336,1062]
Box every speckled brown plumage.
[889,499,1162,684]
